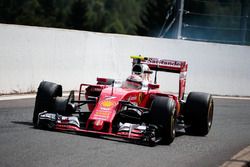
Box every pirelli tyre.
[33,81,62,127]
[150,96,176,145]
[54,91,75,116]
[184,92,214,136]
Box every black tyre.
[150,96,176,145]
[54,91,76,116]
[33,81,62,127]
[54,97,68,115]
[184,92,214,136]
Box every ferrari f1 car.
[33,56,214,145]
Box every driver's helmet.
[127,74,143,83]
[132,64,152,82]
[123,74,143,89]
[132,64,150,75]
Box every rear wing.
[131,56,187,73]
[131,56,188,100]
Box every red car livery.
[33,56,214,145]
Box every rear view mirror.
[97,77,114,85]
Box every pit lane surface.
[0,98,249,167]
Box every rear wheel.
[33,81,62,127]
[150,96,176,145]
[184,92,214,136]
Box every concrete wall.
[0,23,250,96]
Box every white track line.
[220,145,250,167]
[213,96,250,100]
[0,92,71,101]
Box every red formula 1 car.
[33,56,214,145]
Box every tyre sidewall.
[150,96,176,144]
[185,92,214,136]
[33,81,62,127]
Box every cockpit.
[121,64,153,90]
[121,75,143,90]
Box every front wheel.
[184,92,214,136]
[150,96,176,145]
[33,81,62,127]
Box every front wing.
[38,112,160,145]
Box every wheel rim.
[172,117,176,137]
[207,99,214,129]
[171,113,176,138]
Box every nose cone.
[93,120,104,131]
[88,97,119,131]
[87,87,136,131]
[91,98,118,121]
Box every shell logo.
[101,100,115,108]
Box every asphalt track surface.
[0,98,249,167]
